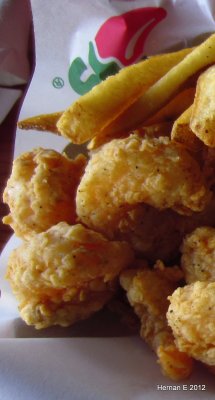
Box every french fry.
[101,33,215,139]
[144,87,195,125]
[190,65,215,147]
[87,121,172,150]
[18,112,63,134]
[88,88,195,149]
[171,105,202,152]
[57,47,192,144]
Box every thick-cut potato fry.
[101,33,215,139]
[57,48,192,144]
[171,105,202,152]
[88,88,195,150]
[144,87,195,126]
[18,112,63,134]
[190,65,215,147]
[88,121,172,150]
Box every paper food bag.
[1,1,215,399]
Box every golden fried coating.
[181,226,215,283]
[115,196,215,263]
[76,134,210,237]
[115,204,185,262]
[202,146,215,189]
[6,222,134,329]
[120,265,193,380]
[167,281,215,366]
[3,148,86,239]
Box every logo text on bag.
[68,7,167,95]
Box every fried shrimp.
[116,204,186,262]
[6,222,134,329]
[167,281,215,366]
[181,226,215,283]
[3,148,86,239]
[115,196,215,263]
[76,134,210,237]
[120,264,193,380]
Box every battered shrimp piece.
[3,148,86,239]
[6,222,134,329]
[202,147,215,189]
[167,281,215,366]
[115,196,215,263]
[120,264,193,380]
[181,226,215,283]
[116,204,185,262]
[76,134,210,237]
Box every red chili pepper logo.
[95,7,167,66]
[68,7,167,94]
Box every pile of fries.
[4,33,215,381]
[20,33,215,151]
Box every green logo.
[52,77,64,89]
[68,42,119,95]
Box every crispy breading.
[76,134,210,237]
[181,226,215,283]
[6,222,134,329]
[115,195,215,263]
[3,148,86,239]
[167,281,215,366]
[120,266,193,380]
[116,204,185,262]
[202,146,215,189]
[88,121,172,151]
